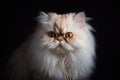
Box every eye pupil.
[65,32,73,38]
[48,31,56,37]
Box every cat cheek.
[48,38,55,42]
[66,38,77,45]
[44,35,54,41]
[65,37,70,41]
[65,37,73,42]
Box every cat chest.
[55,57,75,79]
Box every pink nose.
[56,36,63,42]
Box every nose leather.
[56,36,64,42]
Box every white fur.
[27,12,96,80]
[8,12,96,80]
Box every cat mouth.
[58,44,62,47]
[57,43,63,48]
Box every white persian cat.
[6,12,96,80]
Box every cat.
[5,11,96,80]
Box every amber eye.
[65,32,73,39]
[48,31,56,38]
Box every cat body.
[6,12,96,80]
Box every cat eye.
[48,31,56,38]
[65,32,73,39]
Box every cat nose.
[56,36,64,42]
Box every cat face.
[37,12,88,53]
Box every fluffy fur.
[6,12,96,80]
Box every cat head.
[35,11,94,54]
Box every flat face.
[37,12,89,53]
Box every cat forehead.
[50,13,75,33]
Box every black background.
[1,0,117,80]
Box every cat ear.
[73,12,86,27]
[37,11,49,24]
